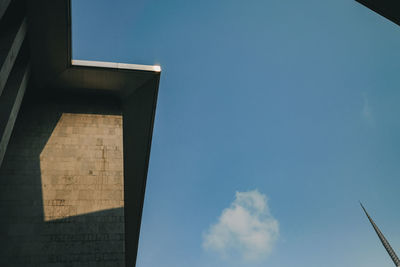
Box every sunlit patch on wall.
[39,113,124,221]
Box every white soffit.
[71,59,161,72]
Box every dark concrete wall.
[0,0,29,168]
[0,92,125,266]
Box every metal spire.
[360,202,400,267]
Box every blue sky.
[72,0,400,266]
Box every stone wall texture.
[0,94,125,266]
[40,113,124,221]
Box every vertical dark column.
[0,0,12,20]
[122,77,160,267]
[0,0,29,168]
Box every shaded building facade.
[0,1,161,266]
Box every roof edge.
[71,60,161,73]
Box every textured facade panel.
[40,113,124,221]
[0,95,125,266]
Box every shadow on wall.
[0,91,126,266]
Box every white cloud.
[203,190,279,261]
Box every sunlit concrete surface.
[40,113,124,221]
[0,98,126,266]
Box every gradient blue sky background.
[72,1,400,266]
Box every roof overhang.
[356,0,400,26]
[26,0,161,96]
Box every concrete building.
[0,0,161,266]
